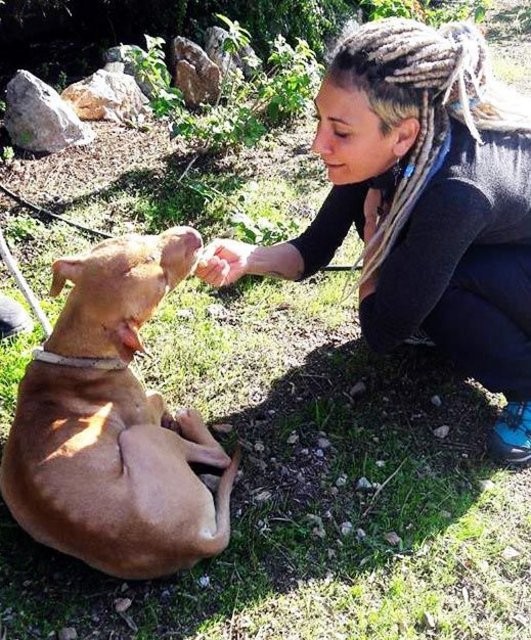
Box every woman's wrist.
[247,243,304,280]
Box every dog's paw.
[174,407,205,429]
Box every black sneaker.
[0,295,33,340]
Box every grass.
[1,4,531,638]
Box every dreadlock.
[328,18,531,286]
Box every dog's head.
[49,226,203,357]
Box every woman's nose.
[311,125,332,157]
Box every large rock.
[61,68,149,122]
[204,26,261,79]
[4,70,94,153]
[170,36,221,108]
[104,45,156,98]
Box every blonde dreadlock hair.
[329,18,531,286]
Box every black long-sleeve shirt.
[290,118,531,353]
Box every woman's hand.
[194,239,257,287]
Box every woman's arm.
[194,239,304,287]
[246,242,305,280]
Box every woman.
[195,18,531,466]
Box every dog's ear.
[115,320,146,356]
[50,258,84,297]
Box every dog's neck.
[41,299,140,365]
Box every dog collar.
[32,347,128,371]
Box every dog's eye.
[145,254,157,263]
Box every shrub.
[163,20,322,153]
[358,0,492,25]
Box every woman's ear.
[393,117,421,157]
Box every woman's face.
[312,76,406,185]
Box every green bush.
[185,0,356,60]
[0,0,354,63]
[166,25,322,153]
[358,0,492,25]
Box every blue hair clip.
[404,163,415,179]
[449,97,480,111]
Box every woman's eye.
[334,131,350,139]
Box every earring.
[392,156,402,186]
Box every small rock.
[375,460,386,468]
[176,308,193,318]
[327,548,336,559]
[58,629,77,640]
[440,510,452,519]
[349,380,367,397]
[513,613,528,627]
[329,486,339,497]
[206,303,227,318]
[287,432,299,445]
[423,611,436,629]
[315,449,324,458]
[384,531,402,546]
[430,395,442,407]
[212,422,233,434]
[340,521,353,537]
[254,441,265,453]
[254,489,272,503]
[198,575,210,588]
[501,546,521,561]
[355,477,373,491]
[356,528,367,541]
[317,437,331,449]
[335,474,348,488]
[479,479,495,491]
[114,598,132,613]
[433,425,450,439]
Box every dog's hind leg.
[174,409,231,470]
[175,408,222,448]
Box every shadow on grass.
[4,139,325,246]
[57,151,247,234]
[0,336,500,638]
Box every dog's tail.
[200,444,241,558]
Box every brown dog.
[0,227,240,579]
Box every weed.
[0,145,14,165]
[359,0,492,25]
